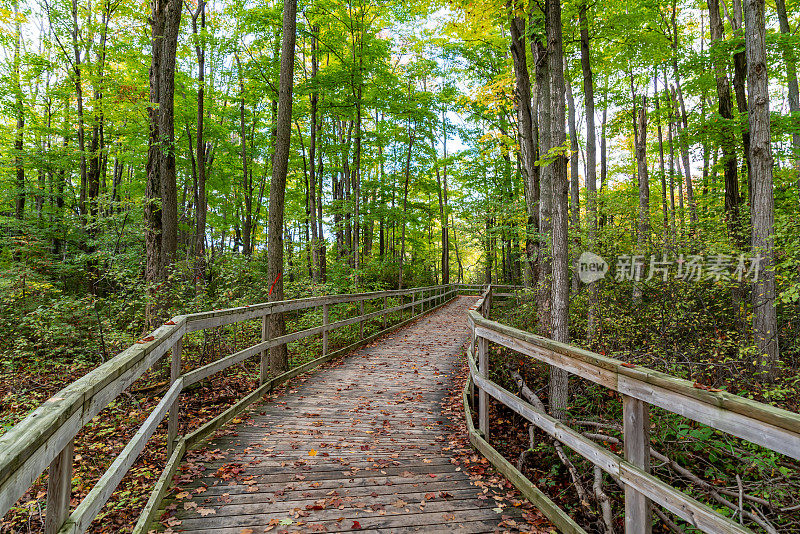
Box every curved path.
[153,297,542,533]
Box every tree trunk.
[192,1,207,286]
[654,75,668,234]
[13,1,24,221]
[775,0,800,194]
[745,0,779,376]
[708,0,744,246]
[236,52,253,256]
[509,11,539,285]
[566,79,580,244]
[580,1,599,340]
[71,0,87,223]
[309,25,320,282]
[635,96,650,297]
[398,122,414,289]
[670,2,698,227]
[535,38,552,338]
[158,0,181,271]
[267,0,297,374]
[547,0,570,418]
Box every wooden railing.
[0,283,466,534]
[466,285,800,534]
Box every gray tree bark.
[547,0,570,418]
[745,0,779,375]
[535,39,552,338]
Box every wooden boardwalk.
[152,297,540,533]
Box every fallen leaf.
[351,520,362,530]
[196,507,216,516]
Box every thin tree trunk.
[708,0,744,246]
[192,1,207,285]
[634,95,650,303]
[670,2,698,227]
[654,75,668,234]
[509,11,539,286]
[71,0,87,223]
[309,24,320,282]
[13,1,24,221]
[398,122,415,289]
[774,0,800,195]
[236,52,252,256]
[580,1,599,340]
[267,0,297,373]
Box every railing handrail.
[1,283,474,533]
[466,285,800,534]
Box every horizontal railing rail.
[0,283,479,534]
[466,285,800,534]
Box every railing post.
[44,439,74,534]
[359,300,364,338]
[623,395,652,534]
[478,334,489,440]
[260,314,268,385]
[469,325,477,409]
[383,296,388,329]
[167,336,182,455]
[322,303,329,356]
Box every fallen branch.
[593,465,615,534]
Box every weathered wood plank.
[0,322,185,516]
[44,439,74,534]
[623,395,652,534]
[167,338,182,456]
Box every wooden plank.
[478,335,489,440]
[467,352,753,534]
[476,326,619,390]
[359,301,364,338]
[462,379,583,534]
[44,439,74,534]
[260,314,268,385]
[131,437,186,534]
[322,303,329,356]
[623,395,652,534]
[58,379,184,534]
[167,338,182,456]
